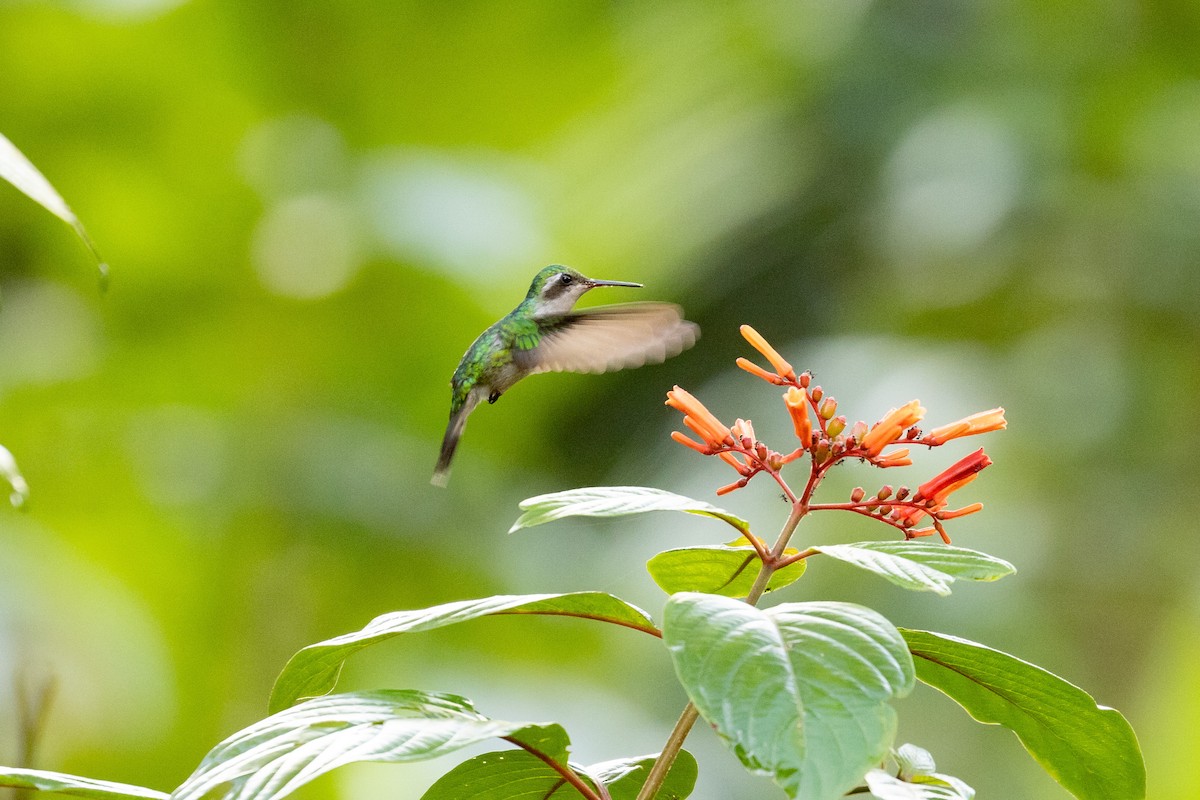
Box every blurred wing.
[514,303,699,375]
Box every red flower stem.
[808,503,918,534]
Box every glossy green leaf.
[0,768,167,800]
[0,444,30,509]
[591,750,697,800]
[902,629,1145,800]
[0,132,107,279]
[647,545,805,597]
[270,592,658,713]
[173,690,566,800]
[510,486,750,535]
[663,593,914,799]
[420,749,697,800]
[811,542,1015,596]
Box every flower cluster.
[666,326,1006,542]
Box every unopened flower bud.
[827,415,846,437]
[878,504,892,516]
[767,451,784,470]
[819,397,837,420]
[814,440,831,463]
[850,487,865,502]
[877,484,893,501]
[896,486,910,500]
[799,372,812,388]
[811,386,824,403]
[756,442,769,460]
[851,420,868,441]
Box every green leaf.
[0,767,168,799]
[419,751,575,800]
[810,542,1015,596]
[172,690,566,800]
[864,768,975,800]
[663,593,914,800]
[0,132,108,280]
[420,749,697,800]
[902,629,1146,800]
[647,545,805,597]
[590,750,698,800]
[510,486,750,535]
[270,592,659,713]
[0,444,30,509]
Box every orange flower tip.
[736,357,782,384]
[671,430,710,454]
[908,527,937,539]
[917,448,991,503]
[739,324,796,380]
[925,407,1008,444]
[860,400,927,455]
[716,478,747,496]
[939,502,984,520]
[873,447,911,467]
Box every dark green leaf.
[663,593,914,800]
[0,132,108,279]
[172,690,566,800]
[902,629,1145,800]
[270,592,658,713]
[420,749,697,800]
[0,767,168,799]
[647,545,805,597]
[811,542,1015,596]
[510,486,750,535]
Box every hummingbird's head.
[525,265,642,317]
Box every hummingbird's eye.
[559,273,573,285]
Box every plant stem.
[635,480,809,800]
[631,702,701,800]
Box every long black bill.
[588,279,643,288]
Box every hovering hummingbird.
[432,265,699,486]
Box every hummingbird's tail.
[431,393,480,487]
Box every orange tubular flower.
[666,386,732,447]
[924,408,1007,445]
[783,387,812,446]
[739,325,796,381]
[736,357,782,384]
[917,448,992,505]
[939,502,984,520]
[874,448,912,468]
[860,400,926,456]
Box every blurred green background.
[1,0,1196,797]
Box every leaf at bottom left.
[171,690,570,800]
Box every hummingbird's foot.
[488,391,501,404]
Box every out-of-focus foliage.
[0,1,1194,797]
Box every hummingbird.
[432,265,699,486]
